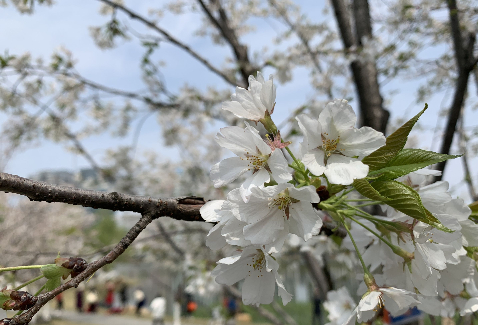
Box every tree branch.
[196,0,255,86]
[458,116,477,201]
[268,0,333,100]
[434,4,476,179]
[330,0,389,132]
[97,0,240,87]
[156,220,186,258]
[225,286,285,325]
[9,211,155,325]
[0,172,205,222]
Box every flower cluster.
[200,71,478,322]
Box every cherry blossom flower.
[355,287,419,322]
[211,246,292,306]
[200,199,250,250]
[296,99,385,185]
[210,123,292,201]
[323,287,356,325]
[222,72,276,121]
[230,183,321,245]
[200,192,288,254]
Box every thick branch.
[301,251,330,301]
[10,211,156,325]
[447,0,465,70]
[97,0,239,87]
[330,0,389,132]
[0,172,205,222]
[435,16,476,179]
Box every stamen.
[248,250,267,277]
[321,134,340,157]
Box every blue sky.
[0,0,476,201]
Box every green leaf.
[374,180,451,232]
[45,277,62,292]
[362,104,427,171]
[353,179,451,232]
[369,149,460,181]
[41,264,70,279]
[0,292,10,306]
[352,179,388,201]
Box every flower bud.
[2,291,37,310]
[55,257,88,278]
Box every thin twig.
[97,0,239,87]
[10,212,156,325]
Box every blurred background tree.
[0,0,477,323]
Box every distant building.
[31,168,103,189]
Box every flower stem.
[34,284,46,296]
[341,214,372,277]
[345,199,376,202]
[14,275,44,291]
[351,202,381,208]
[0,265,45,273]
[346,214,413,262]
[285,147,309,180]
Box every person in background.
[55,293,64,310]
[186,294,197,317]
[76,288,84,313]
[134,288,146,316]
[86,290,98,313]
[150,292,166,325]
[105,281,115,310]
[119,283,128,308]
[227,296,237,320]
[312,288,322,325]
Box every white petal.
[235,192,272,223]
[461,220,478,246]
[223,218,251,247]
[380,288,419,316]
[417,296,441,316]
[210,157,249,187]
[320,99,356,132]
[260,77,276,113]
[242,270,276,306]
[303,149,326,176]
[213,261,248,286]
[325,155,369,185]
[268,149,293,183]
[222,100,260,120]
[240,169,270,202]
[289,185,320,203]
[416,243,446,270]
[461,297,478,316]
[358,291,380,321]
[296,114,322,151]
[206,223,227,250]
[200,200,225,222]
[243,210,285,245]
[274,270,293,305]
[289,202,323,241]
[216,125,270,156]
[338,126,386,158]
